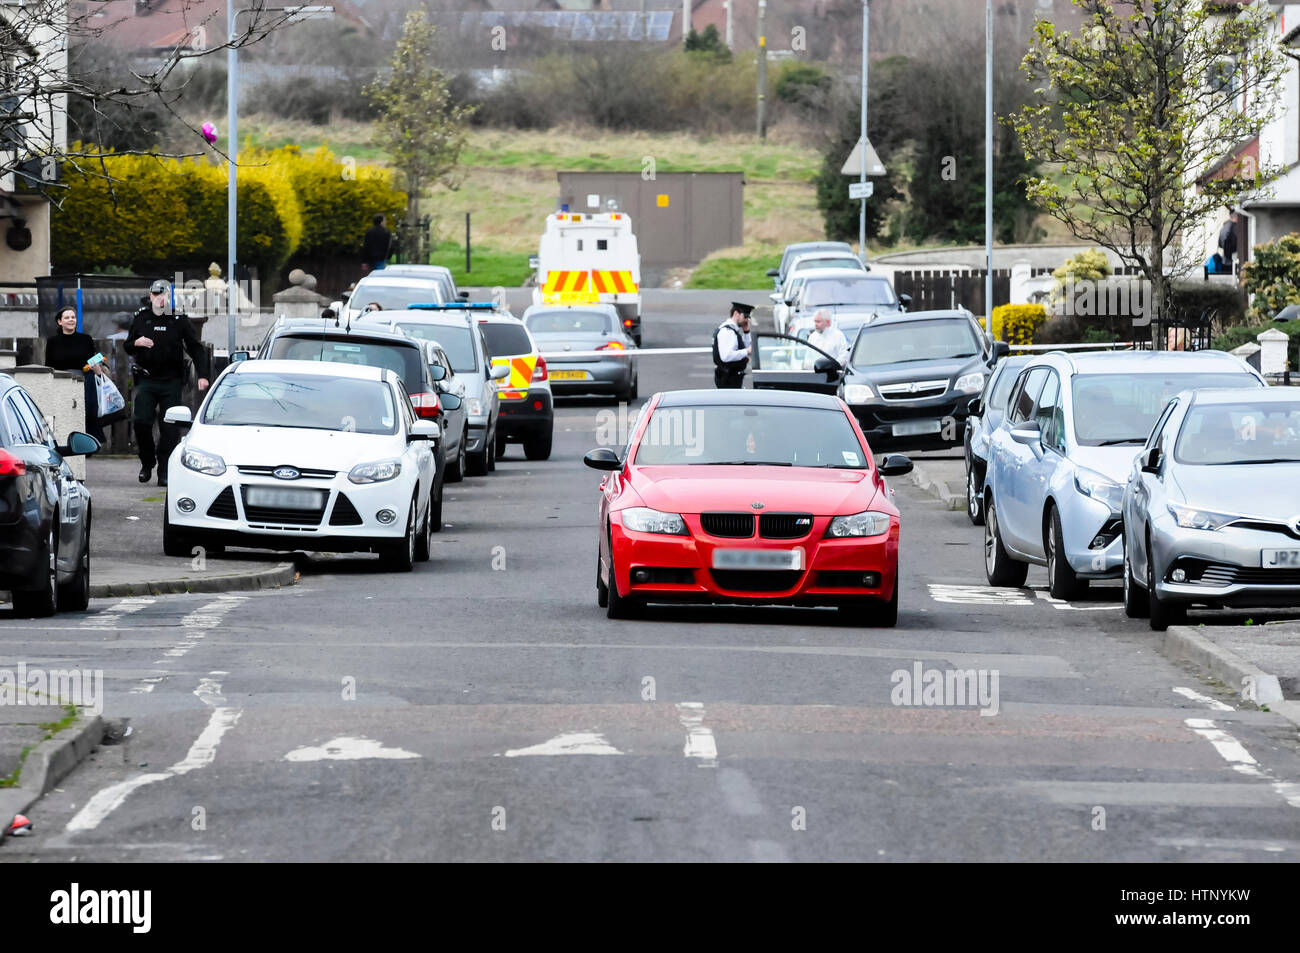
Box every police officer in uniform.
[125,279,211,486]
[713,301,753,389]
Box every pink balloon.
[201,122,218,144]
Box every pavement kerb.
[89,561,299,599]
[1161,625,1293,721]
[907,461,965,512]
[0,712,104,843]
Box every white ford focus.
[162,360,439,571]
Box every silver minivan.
[357,306,508,475]
[983,350,1265,598]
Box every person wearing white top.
[713,301,754,388]
[805,310,850,366]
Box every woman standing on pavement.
[45,306,107,442]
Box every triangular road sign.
[841,138,886,176]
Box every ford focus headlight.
[844,383,876,404]
[349,460,402,484]
[620,506,688,535]
[1167,503,1240,531]
[826,510,891,538]
[181,447,226,476]
[954,372,985,394]
[1074,467,1123,512]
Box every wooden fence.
[892,266,1145,315]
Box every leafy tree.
[1242,233,1300,323]
[366,9,474,232]
[684,25,731,62]
[1011,0,1287,344]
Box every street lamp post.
[859,0,868,257]
[225,3,334,361]
[984,0,993,334]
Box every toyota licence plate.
[1262,549,1300,568]
[892,420,942,437]
[711,548,804,570]
[550,370,590,380]
[245,486,326,510]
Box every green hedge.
[52,145,404,279]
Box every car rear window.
[396,323,477,373]
[480,321,533,357]
[266,335,425,393]
[525,310,611,334]
[351,281,445,310]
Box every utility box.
[555,172,743,269]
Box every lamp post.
[859,0,868,256]
[226,3,334,360]
[984,0,993,333]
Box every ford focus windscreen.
[202,373,398,435]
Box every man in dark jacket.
[1219,210,1240,274]
[124,279,210,486]
[362,213,394,273]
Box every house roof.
[457,9,674,41]
[74,0,370,52]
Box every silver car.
[521,304,637,402]
[1123,387,1300,630]
[963,354,1031,525]
[983,351,1265,598]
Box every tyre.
[429,486,444,534]
[1122,533,1149,619]
[162,502,191,558]
[839,577,899,628]
[1147,538,1185,631]
[495,430,508,458]
[379,503,415,573]
[629,372,638,401]
[446,429,467,483]
[984,498,1029,587]
[415,499,432,562]
[523,428,553,461]
[1045,506,1087,600]
[596,555,609,608]
[966,459,985,526]
[57,526,90,613]
[605,550,640,620]
[487,434,496,472]
[13,525,57,618]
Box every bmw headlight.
[844,383,876,404]
[348,460,402,484]
[1167,503,1240,531]
[620,506,688,535]
[826,510,891,538]
[1074,467,1123,512]
[465,397,484,417]
[181,447,226,476]
[954,372,985,394]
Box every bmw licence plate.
[245,486,326,510]
[892,420,942,437]
[1262,549,1300,568]
[712,548,804,570]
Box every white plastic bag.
[95,373,126,418]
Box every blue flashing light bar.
[406,302,497,310]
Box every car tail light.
[533,400,543,410]
[597,341,625,351]
[0,450,24,476]
[532,356,548,381]
[410,392,441,419]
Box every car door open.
[751,333,844,395]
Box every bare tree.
[0,0,323,201]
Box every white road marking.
[88,597,155,628]
[1173,687,1234,712]
[1033,590,1121,611]
[677,702,718,767]
[284,736,419,762]
[928,584,1032,606]
[67,674,242,834]
[503,732,623,757]
[1184,717,1259,773]
[129,677,165,695]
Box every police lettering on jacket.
[124,307,211,380]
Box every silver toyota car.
[1122,387,1300,630]
[983,350,1265,598]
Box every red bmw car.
[584,389,914,626]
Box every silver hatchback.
[983,351,1264,598]
[1123,387,1300,629]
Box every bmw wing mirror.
[878,454,913,477]
[583,448,622,471]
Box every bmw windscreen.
[632,405,867,468]
[1175,400,1300,465]
[804,277,898,309]
[850,318,982,367]
[202,373,398,435]
[395,323,478,373]
[265,335,425,393]
[1071,373,1260,446]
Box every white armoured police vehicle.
[531,210,642,345]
